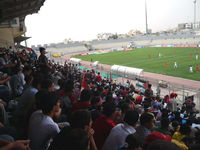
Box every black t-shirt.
[48,126,72,150]
[38,54,48,65]
[38,54,49,73]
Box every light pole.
[145,0,148,34]
[194,0,197,29]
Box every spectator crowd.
[0,46,200,150]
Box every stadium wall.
[134,37,200,46]
[92,41,130,49]
[0,28,15,48]
[82,37,200,50]
[46,46,88,55]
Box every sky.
[25,0,200,46]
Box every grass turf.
[73,47,200,81]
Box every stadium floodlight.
[194,0,196,29]
[145,0,148,35]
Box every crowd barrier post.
[197,90,200,111]
[182,86,185,103]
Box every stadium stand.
[0,45,200,150]
[44,29,200,56]
[1,1,200,150]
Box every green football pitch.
[73,47,200,81]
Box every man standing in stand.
[38,47,52,76]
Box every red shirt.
[132,103,135,109]
[121,90,128,96]
[135,95,143,104]
[72,101,91,110]
[93,115,115,149]
[196,65,199,71]
[96,75,102,82]
[57,89,65,97]
[103,89,108,95]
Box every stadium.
[1,0,200,150]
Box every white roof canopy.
[70,58,81,64]
[92,61,99,67]
[111,65,143,78]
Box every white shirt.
[192,123,200,129]
[102,123,136,150]
[28,110,60,150]
[19,73,26,86]
[174,62,177,67]
[190,66,193,72]
[168,99,177,112]
[0,58,6,69]
[8,48,12,54]
[126,83,130,88]
[0,58,6,65]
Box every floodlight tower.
[194,0,197,29]
[145,0,148,35]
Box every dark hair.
[39,47,45,53]
[174,111,180,118]
[179,125,191,135]
[120,134,143,150]
[195,128,200,144]
[161,118,170,129]
[69,110,91,129]
[58,79,64,88]
[120,102,132,114]
[35,90,49,109]
[64,80,74,93]
[172,121,179,128]
[105,94,113,103]
[140,113,154,126]
[41,79,54,90]
[148,84,152,88]
[161,109,169,118]
[25,75,33,85]
[23,66,32,72]
[40,92,58,115]
[190,144,200,150]
[147,140,181,150]
[49,128,89,150]
[80,89,91,102]
[124,110,139,126]
[32,73,44,88]
[91,96,101,106]
[66,129,89,150]
[15,65,22,73]
[102,102,116,117]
